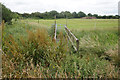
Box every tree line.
[1,3,119,23]
[20,11,119,19]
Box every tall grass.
[2,19,119,78]
[2,23,69,78]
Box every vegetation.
[1,2,119,24]
[1,3,20,23]
[19,11,119,19]
[2,19,119,78]
[1,3,119,78]
[22,19,118,30]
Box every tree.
[97,15,102,19]
[93,14,98,18]
[49,10,59,19]
[88,13,92,17]
[107,15,113,19]
[102,15,107,19]
[31,12,43,19]
[72,12,78,18]
[12,12,20,20]
[43,12,50,19]
[78,11,86,18]
[115,15,119,19]
[60,11,72,19]
[60,11,66,18]
[57,12,64,18]
[21,13,30,18]
[1,3,13,23]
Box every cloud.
[0,0,119,15]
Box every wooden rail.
[64,26,79,51]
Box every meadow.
[2,19,119,78]
[24,19,118,30]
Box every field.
[24,19,118,30]
[2,19,119,78]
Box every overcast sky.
[1,0,119,15]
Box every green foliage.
[61,53,118,78]
[61,11,73,19]
[17,10,119,19]
[12,12,20,20]
[1,3,13,23]
[1,3,119,20]
[49,10,59,19]
[21,13,30,18]
[72,12,78,18]
[78,11,86,18]
[31,12,43,19]
[27,19,118,30]
[72,30,118,57]
[1,3,20,23]
[2,19,119,78]
[3,27,68,64]
[88,13,92,17]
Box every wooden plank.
[64,26,79,51]
[54,24,57,40]
[53,15,57,42]
[65,26,78,41]
[65,29,77,51]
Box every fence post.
[53,15,57,42]
[2,20,4,31]
[54,24,57,41]
[2,20,4,42]
[76,39,79,51]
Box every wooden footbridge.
[52,16,79,52]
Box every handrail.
[64,26,79,51]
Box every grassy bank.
[2,19,119,78]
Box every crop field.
[2,19,119,78]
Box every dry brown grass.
[2,27,69,78]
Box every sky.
[0,0,119,15]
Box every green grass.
[23,19,118,30]
[2,19,119,78]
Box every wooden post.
[2,20,4,42]
[76,39,79,51]
[54,24,56,41]
[55,15,56,25]
[2,20,4,31]
[66,16,67,26]
[53,15,57,42]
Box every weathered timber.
[64,26,79,51]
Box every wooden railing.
[64,26,79,51]
[52,15,79,51]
